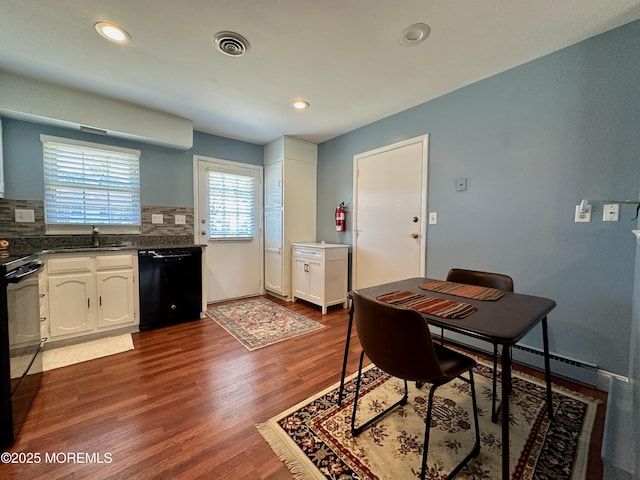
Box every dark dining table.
[338,277,557,480]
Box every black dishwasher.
[138,247,202,331]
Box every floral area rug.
[258,360,598,480]
[207,297,325,351]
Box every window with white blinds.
[207,170,255,239]
[41,135,141,233]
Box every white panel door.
[195,157,263,302]
[353,135,428,289]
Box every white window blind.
[41,135,141,232]
[207,170,255,239]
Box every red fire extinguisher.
[335,202,346,232]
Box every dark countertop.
[1,235,203,265]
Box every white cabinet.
[96,255,135,328]
[292,243,348,314]
[264,136,317,298]
[46,252,137,342]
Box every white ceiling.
[1,0,640,146]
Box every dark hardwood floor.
[2,295,607,479]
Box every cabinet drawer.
[48,256,93,274]
[292,246,324,260]
[96,254,134,270]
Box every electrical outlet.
[429,212,438,225]
[174,214,186,225]
[575,204,591,223]
[151,214,164,224]
[603,204,619,222]
[15,209,35,223]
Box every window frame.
[41,134,142,235]
[206,169,256,241]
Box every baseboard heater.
[510,344,599,387]
[439,330,599,387]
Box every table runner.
[377,290,477,319]
[419,280,505,301]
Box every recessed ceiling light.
[400,23,430,46]
[292,100,309,110]
[95,22,131,44]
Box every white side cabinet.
[45,252,138,342]
[291,243,348,314]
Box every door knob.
[410,232,419,238]
[201,230,207,236]
[412,216,419,223]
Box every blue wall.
[317,20,640,376]
[2,119,263,206]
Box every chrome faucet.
[91,225,100,247]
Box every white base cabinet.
[45,252,138,342]
[292,243,348,314]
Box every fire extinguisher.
[335,202,346,232]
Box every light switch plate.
[603,204,619,222]
[455,177,467,192]
[174,214,186,225]
[151,214,164,224]
[15,209,35,223]
[429,212,438,225]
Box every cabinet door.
[292,257,309,299]
[48,273,96,337]
[264,208,284,294]
[96,270,135,328]
[306,259,324,304]
[264,161,283,208]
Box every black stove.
[1,253,45,448]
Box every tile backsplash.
[0,199,45,236]
[0,198,196,253]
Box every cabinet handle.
[304,263,309,272]
[99,296,102,306]
[88,298,90,308]
[40,316,46,322]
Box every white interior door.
[195,156,263,303]
[353,135,428,289]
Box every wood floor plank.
[1,295,606,479]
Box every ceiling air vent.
[213,31,250,57]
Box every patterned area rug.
[207,297,325,351]
[258,360,598,480]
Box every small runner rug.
[258,359,598,480]
[42,334,134,371]
[207,297,325,351]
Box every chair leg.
[351,351,408,436]
[420,372,481,480]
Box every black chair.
[446,268,514,422]
[350,291,480,480]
